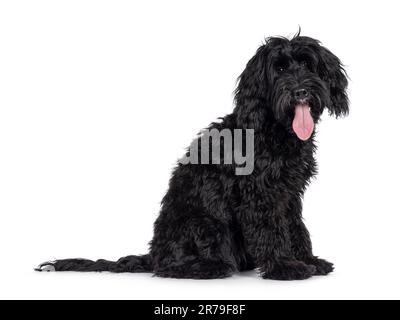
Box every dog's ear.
[317,46,349,117]
[236,45,269,100]
[234,45,270,129]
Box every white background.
[0,0,399,300]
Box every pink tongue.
[292,104,315,141]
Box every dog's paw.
[304,257,334,276]
[261,259,316,280]
[35,261,56,272]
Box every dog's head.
[234,35,348,140]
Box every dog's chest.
[254,144,316,192]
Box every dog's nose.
[294,88,309,100]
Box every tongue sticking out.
[292,104,315,141]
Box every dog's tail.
[35,254,152,273]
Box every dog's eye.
[277,66,286,73]
[300,61,308,68]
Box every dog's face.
[235,36,348,140]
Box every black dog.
[37,34,348,280]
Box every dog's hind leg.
[152,216,237,279]
[154,259,236,279]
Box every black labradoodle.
[37,34,348,280]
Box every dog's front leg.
[287,195,334,276]
[242,207,316,280]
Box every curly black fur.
[37,34,348,280]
